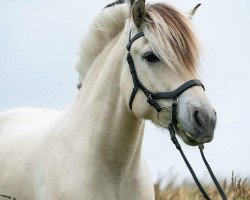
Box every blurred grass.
[154,172,250,200]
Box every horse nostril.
[193,110,203,129]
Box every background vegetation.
[155,172,250,200]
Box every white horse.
[0,1,216,200]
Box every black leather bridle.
[126,32,205,128]
[126,31,228,200]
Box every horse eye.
[143,52,160,63]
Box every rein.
[126,31,228,200]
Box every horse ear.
[131,0,146,28]
[187,3,201,19]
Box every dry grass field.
[154,172,250,200]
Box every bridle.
[126,31,228,200]
[126,32,205,128]
[127,31,227,200]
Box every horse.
[0,1,217,199]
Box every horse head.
[121,0,217,146]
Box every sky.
[1,0,250,184]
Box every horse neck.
[59,32,144,169]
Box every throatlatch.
[126,31,228,200]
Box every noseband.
[126,31,228,200]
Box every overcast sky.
[1,0,250,183]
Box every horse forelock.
[144,3,200,75]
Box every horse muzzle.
[177,103,217,146]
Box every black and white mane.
[105,0,125,8]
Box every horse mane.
[76,2,200,86]
[105,0,126,9]
[76,3,130,83]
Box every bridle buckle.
[147,95,154,106]
[172,98,178,104]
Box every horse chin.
[178,131,200,146]
[175,124,201,146]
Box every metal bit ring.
[157,106,172,128]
